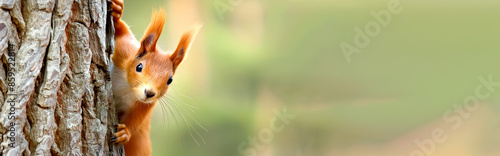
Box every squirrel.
[109,0,200,155]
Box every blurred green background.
[122,0,500,155]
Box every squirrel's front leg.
[110,0,132,145]
[110,0,130,38]
[112,124,131,144]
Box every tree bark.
[0,0,123,155]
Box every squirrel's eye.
[167,76,173,85]
[136,63,143,72]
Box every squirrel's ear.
[138,9,166,56]
[170,24,201,71]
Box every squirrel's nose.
[144,89,156,98]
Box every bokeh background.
[121,0,500,155]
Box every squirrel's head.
[126,9,200,103]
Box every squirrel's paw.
[112,124,131,144]
[110,0,124,22]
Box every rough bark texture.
[0,0,124,155]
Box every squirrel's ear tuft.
[139,8,166,55]
[170,24,202,71]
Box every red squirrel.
[110,0,200,155]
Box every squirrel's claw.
[111,135,118,142]
[112,124,131,144]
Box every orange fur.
[171,25,201,71]
[110,0,200,155]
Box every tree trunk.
[0,0,124,155]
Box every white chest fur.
[111,67,136,115]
